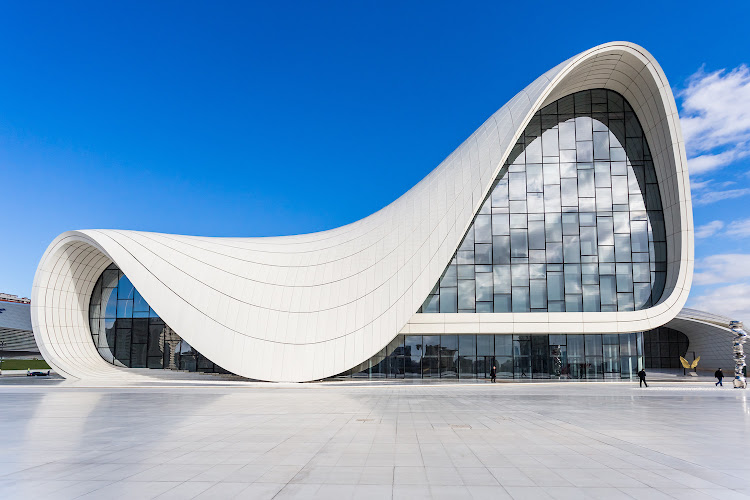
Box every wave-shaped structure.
[665,308,735,372]
[32,41,693,382]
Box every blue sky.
[2,2,750,319]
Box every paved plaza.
[0,379,748,499]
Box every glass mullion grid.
[643,326,690,369]
[347,332,647,380]
[419,89,666,314]
[88,263,223,374]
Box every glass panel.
[422,294,439,313]
[133,289,149,312]
[530,280,547,309]
[496,356,513,378]
[495,334,512,356]
[102,269,119,288]
[459,335,476,356]
[423,336,440,356]
[513,339,531,378]
[439,288,457,313]
[532,335,549,378]
[103,288,117,318]
[422,356,439,378]
[440,336,458,378]
[458,280,475,310]
[475,243,492,264]
[458,356,476,378]
[475,215,492,243]
[476,273,493,302]
[510,230,528,258]
[117,275,134,300]
[512,287,529,312]
[441,265,458,287]
[477,335,493,355]
[585,335,602,354]
[117,300,133,318]
[494,294,511,312]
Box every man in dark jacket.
[637,369,648,387]
[490,365,497,383]
[715,368,724,387]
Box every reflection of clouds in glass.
[420,89,666,315]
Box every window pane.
[512,287,529,312]
[475,243,492,264]
[476,273,493,302]
[458,280,476,310]
[510,230,528,258]
[493,265,511,294]
[459,335,476,356]
[440,288,457,313]
[475,215,492,243]
[530,280,547,309]
[494,294,511,312]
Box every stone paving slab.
[0,381,747,499]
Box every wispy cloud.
[687,282,750,321]
[695,217,750,239]
[725,217,750,238]
[688,149,750,175]
[693,254,750,285]
[679,64,750,175]
[695,220,724,238]
[691,254,750,320]
[692,187,750,206]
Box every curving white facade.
[31,41,694,382]
[665,308,737,373]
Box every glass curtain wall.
[420,89,667,314]
[643,326,689,369]
[340,332,644,380]
[88,264,230,374]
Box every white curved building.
[32,41,696,382]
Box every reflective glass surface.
[420,89,666,314]
[89,264,230,373]
[643,326,689,369]
[340,332,645,380]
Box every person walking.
[715,368,724,387]
[490,364,497,383]
[637,368,648,388]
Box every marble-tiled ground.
[0,379,748,499]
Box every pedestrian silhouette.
[637,369,648,388]
[490,365,496,383]
[715,368,724,387]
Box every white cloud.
[695,220,724,238]
[692,187,750,206]
[690,179,712,191]
[677,65,750,205]
[688,147,750,175]
[725,217,750,238]
[693,254,750,285]
[688,282,750,322]
[679,64,750,173]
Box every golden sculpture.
[679,356,700,369]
